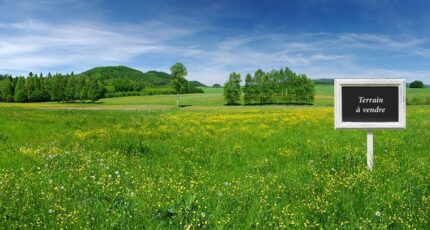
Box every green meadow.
[0,85,429,228]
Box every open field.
[1,85,428,110]
[0,86,429,228]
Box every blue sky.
[1,0,430,84]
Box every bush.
[141,88,176,95]
[410,80,425,88]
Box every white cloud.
[185,32,430,84]
[0,19,202,74]
[0,18,429,85]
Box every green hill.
[80,66,171,87]
[313,78,334,84]
[78,66,204,96]
[80,66,206,88]
[189,80,207,87]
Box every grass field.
[0,85,429,228]
[1,85,428,110]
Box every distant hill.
[80,66,206,87]
[189,80,207,87]
[313,78,334,84]
[312,78,429,87]
[80,66,171,87]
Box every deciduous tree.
[14,77,27,102]
[170,62,187,107]
[0,77,14,102]
[223,72,241,105]
[410,80,424,88]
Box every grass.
[1,85,428,109]
[0,86,429,228]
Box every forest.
[0,66,204,103]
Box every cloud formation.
[0,19,200,74]
[0,0,430,85]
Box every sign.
[335,79,406,129]
[334,79,406,170]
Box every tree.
[24,76,35,101]
[0,77,14,102]
[50,75,64,101]
[212,84,222,88]
[30,76,43,102]
[300,74,315,104]
[87,76,106,102]
[223,72,241,105]
[42,73,51,101]
[243,74,253,104]
[65,77,77,101]
[77,76,88,100]
[261,71,274,104]
[170,62,187,107]
[253,69,264,104]
[410,80,425,88]
[14,77,27,102]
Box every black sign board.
[342,87,398,122]
[335,79,406,170]
[334,79,406,129]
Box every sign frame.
[334,79,406,129]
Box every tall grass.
[0,106,429,228]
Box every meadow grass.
[0,102,429,228]
[0,85,428,109]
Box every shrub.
[410,80,425,88]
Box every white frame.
[334,79,406,129]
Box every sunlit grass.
[1,85,428,110]
[0,105,429,228]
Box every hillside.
[312,78,429,88]
[313,78,334,84]
[189,80,207,87]
[80,66,171,87]
[80,66,206,88]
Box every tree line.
[223,67,315,105]
[0,72,106,102]
[0,69,203,103]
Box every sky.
[1,0,430,85]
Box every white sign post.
[367,130,373,170]
[334,79,406,170]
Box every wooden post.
[367,130,373,170]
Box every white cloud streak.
[184,32,430,84]
[0,19,429,85]
[0,19,199,74]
